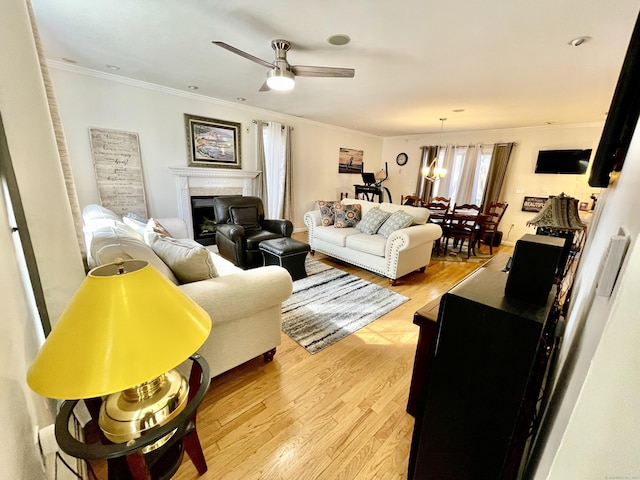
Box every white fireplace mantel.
[169,166,261,239]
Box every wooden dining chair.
[475,202,509,254]
[442,203,481,258]
[430,196,451,209]
[425,201,449,256]
[401,195,426,207]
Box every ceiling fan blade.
[212,41,275,69]
[258,80,271,92]
[290,65,355,78]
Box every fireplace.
[169,167,261,240]
[190,195,240,245]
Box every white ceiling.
[31,0,640,137]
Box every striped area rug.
[281,259,409,354]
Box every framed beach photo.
[184,114,241,168]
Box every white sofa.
[82,204,293,378]
[304,198,442,284]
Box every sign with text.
[521,196,548,212]
[90,128,147,217]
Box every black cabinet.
[409,268,556,480]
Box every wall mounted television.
[534,149,592,174]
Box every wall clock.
[396,152,408,166]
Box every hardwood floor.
[153,238,510,480]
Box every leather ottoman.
[259,238,310,281]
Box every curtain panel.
[28,0,86,265]
[482,142,516,212]
[258,121,293,219]
[416,146,439,202]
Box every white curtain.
[433,145,456,200]
[261,122,292,219]
[455,145,480,205]
[256,120,268,205]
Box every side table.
[55,355,210,480]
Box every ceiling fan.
[212,39,355,92]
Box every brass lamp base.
[99,369,188,453]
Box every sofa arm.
[386,223,443,250]
[178,265,293,324]
[262,219,294,237]
[304,210,322,228]
[215,224,247,268]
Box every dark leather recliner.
[213,196,293,269]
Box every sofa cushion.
[334,202,361,228]
[317,200,338,226]
[314,225,359,247]
[377,210,415,238]
[356,207,391,235]
[379,202,429,225]
[145,218,173,238]
[91,232,179,284]
[147,233,218,283]
[122,216,147,236]
[82,204,122,224]
[345,233,386,257]
[229,205,261,231]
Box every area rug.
[431,245,494,264]
[281,259,409,354]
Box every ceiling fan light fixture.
[266,68,295,91]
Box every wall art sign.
[184,114,241,168]
[338,147,364,174]
[521,196,548,212]
[89,127,147,217]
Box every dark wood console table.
[407,256,557,479]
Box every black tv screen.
[534,149,592,174]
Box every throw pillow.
[334,203,362,228]
[147,233,218,283]
[145,218,172,237]
[356,207,392,235]
[125,212,148,224]
[122,216,147,237]
[228,205,261,231]
[377,210,415,238]
[317,200,338,226]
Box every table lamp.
[526,192,585,232]
[27,258,212,452]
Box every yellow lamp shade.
[27,259,212,399]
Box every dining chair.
[430,196,451,209]
[401,195,426,207]
[425,201,450,256]
[442,203,481,258]
[475,202,509,254]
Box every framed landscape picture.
[184,114,241,168]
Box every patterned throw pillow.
[317,200,338,226]
[334,203,362,228]
[356,207,392,235]
[377,210,415,238]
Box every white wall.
[531,122,640,478]
[0,0,86,478]
[382,124,603,243]
[49,65,383,231]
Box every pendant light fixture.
[422,118,448,181]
